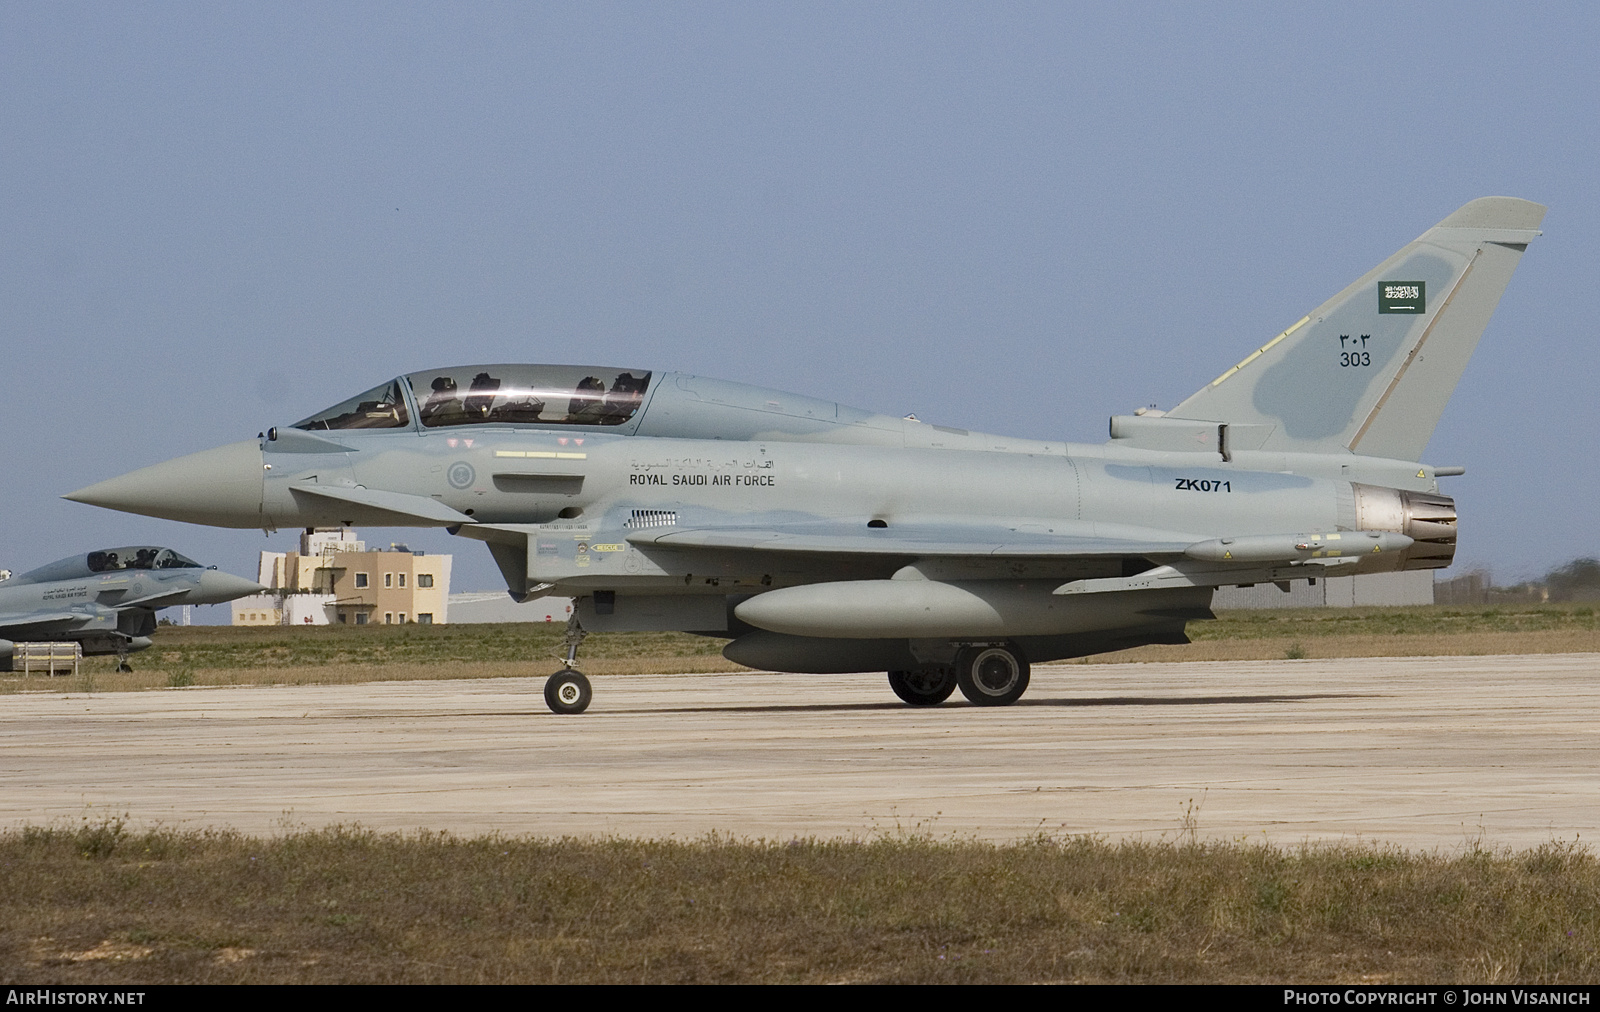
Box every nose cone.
[64,440,266,528]
[188,570,269,605]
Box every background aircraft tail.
[1164,196,1545,462]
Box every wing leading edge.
[0,611,90,632]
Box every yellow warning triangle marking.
[1417,469,1426,478]
[1223,550,1233,559]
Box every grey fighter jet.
[66,197,1544,711]
[0,546,264,670]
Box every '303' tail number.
[1175,478,1231,492]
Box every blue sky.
[3,2,1595,605]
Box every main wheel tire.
[544,669,592,714]
[955,644,1029,706]
[887,668,956,706]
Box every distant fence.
[1433,570,1561,606]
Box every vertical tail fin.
[1167,197,1545,461]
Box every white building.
[231,528,453,626]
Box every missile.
[1183,530,1413,563]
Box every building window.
[355,573,369,588]
[384,613,393,624]
[355,613,368,626]
[337,613,347,624]
[417,574,434,588]
[417,613,433,624]
[399,613,407,623]
[384,573,393,588]
[398,573,407,588]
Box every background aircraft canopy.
[406,365,652,428]
[14,546,203,584]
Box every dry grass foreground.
[2,818,1596,984]
[0,623,737,693]
[3,602,1600,693]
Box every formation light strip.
[494,450,588,460]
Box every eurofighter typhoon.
[66,197,1544,712]
[0,547,264,670]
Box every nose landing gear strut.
[543,616,592,714]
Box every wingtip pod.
[1433,196,1547,232]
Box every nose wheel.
[544,669,592,714]
[543,614,592,714]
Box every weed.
[73,813,128,860]
[1177,794,1206,847]
[1284,642,1307,660]
[1,825,1595,984]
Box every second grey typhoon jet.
[66,197,1545,711]
[0,546,264,670]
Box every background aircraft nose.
[188,570,268,605]
[63,440,266,528]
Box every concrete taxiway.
[2,654,1597,848]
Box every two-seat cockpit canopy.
[292,365,653,433]
[12,546,202,585]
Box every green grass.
[1198,602,1600,640]
[3,820,1596,983]
[134,602,1600,670]
[0,623,741,692]
[7,602,1600,693]
[134,622,727,670]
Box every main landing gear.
[543,616,592,714]
[888,642,1030,708]
[954,643,1030,706]
[887,668,956,706]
